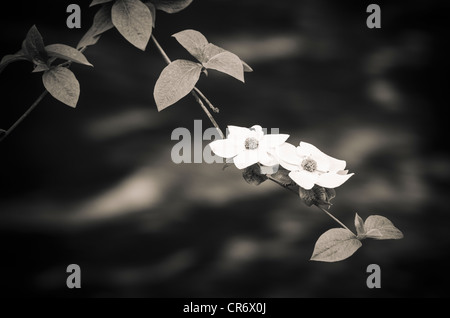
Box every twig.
[267,177,354,234]
[267,176,298,195]
[193,87,219,113]
[317,206,355,235]
[191,90,225,139]
[0,90,48,143]
[151,35,171,65]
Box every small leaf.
[42,66,80,108]
[365,228,383,239]
[32,63,50,73]
[151,0,193,13]
[154,59,202,111]
[355,213,365,237]
[45,44,93,67]
[203,51,245,83]
[243,164,268,186]
[172,29,209,62]
[112,0,153,51]
[310,228,362,262]
[22,25,48,64]
[364,215,404,240]
[77,4,114,49]
[90,0,113,6]
[202,43,253,72]
[0,53,30,74]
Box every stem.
[193,87,219,113]
[191,90,225,139]
[0,90,48,143]
[317,206,355,235]
[267,177,354,234]
[267,176,298,195]
[151,34,225,139]
[151,35,171,65]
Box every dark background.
[0,0,449,297]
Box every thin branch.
[317,206,355,235]
[151,35,172,65]
[191,90,225,139]
[193,87,219,113]
[0,90,48,143]
[267,177,354,234]
[267,176,298,195]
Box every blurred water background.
[0,0,449,297]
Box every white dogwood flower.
[276,142,354,190]
[209,125,289,169]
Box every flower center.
[245,137,259,150]
[301,158,317,172]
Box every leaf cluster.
[1,26,92,107]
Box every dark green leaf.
[364,215,404,240]
[203,51,245,83]
[45,44,93,67]
[172,29,208,62]
[42,66,80,108]
[310,228,362,262]
[22,25,48,64]
[90,0,113,6]
[112,0,153,51]
[78,4,114,49]
[154,59,202,111]
[151,0,193,13]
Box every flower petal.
[279,160,298,171]
[209,139,240,158]
[316,172,354,189]
[296,142,315,157]
[314,155,331,173]
[246,125,264,141]
[288,170,318,190]
[298,142,347,172]
[258,149,279,166]
[276,143,299,165]
[233,150,259,169]
[260,134,290,149]
[260,164,279,175]
[227,125,250,137]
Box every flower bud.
[299,185,336,208]
[242,164,268,186]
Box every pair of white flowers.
[209,125,353,190]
